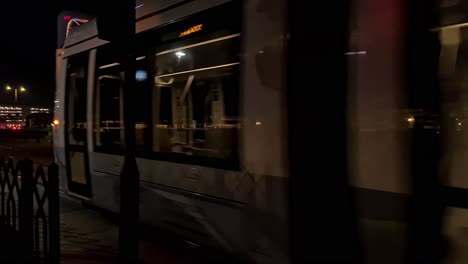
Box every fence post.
[20,159,33,263]
[48,163,60,264]
[0,158,5,226]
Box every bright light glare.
[407,117,415,122]
[53,119,60,126]
[459,122,462,126]
[175,51,186,58]
[255,121,262,126]
[20,87,26,92]
[136,70,147,81]
[345,51,367,55]
[5,86,11,91]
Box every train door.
[65,52,92,197]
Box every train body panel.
[55,1,289,262]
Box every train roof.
[62,0,231,49]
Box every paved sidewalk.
[60,199,118,263]
[58,195,216,264]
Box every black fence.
[0,158,59,263]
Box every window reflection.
[94,47,150,152]
[439,26,468,188]
[93,34,241,163]
[67,54,88,146]
[154,66,240,159]
[347,0,410,262]
[153,34,240,161]
[96,74,123,150]
[155,34,240,76]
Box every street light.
[5,85,27,104]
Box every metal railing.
[0,157,59,263]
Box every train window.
[66,53,89,146]
[134,56,151,150]
[95,47,124,152]
[96,74,123,150]
[152,34,240,162]
[155,34,240,76]
[94,46,151,153]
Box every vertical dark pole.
[0,158,6,226]
[406,1,444,263]
[288,0,361,263]
[48,163,60,264]
[20,159,33,263]
[119,0,139,263]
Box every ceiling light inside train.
[175,51,186,58]
[99,63,120,69]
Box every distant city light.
[459,122,462,126]
[0,105,50,124]
[255,121,262,126]
[30,108,50,113]
[407,117,415,122]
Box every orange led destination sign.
[179,24,203,37]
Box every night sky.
[0,3,57,106]
[0,1,105,107]
[0,1,123,107]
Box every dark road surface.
[0,136,54,166]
